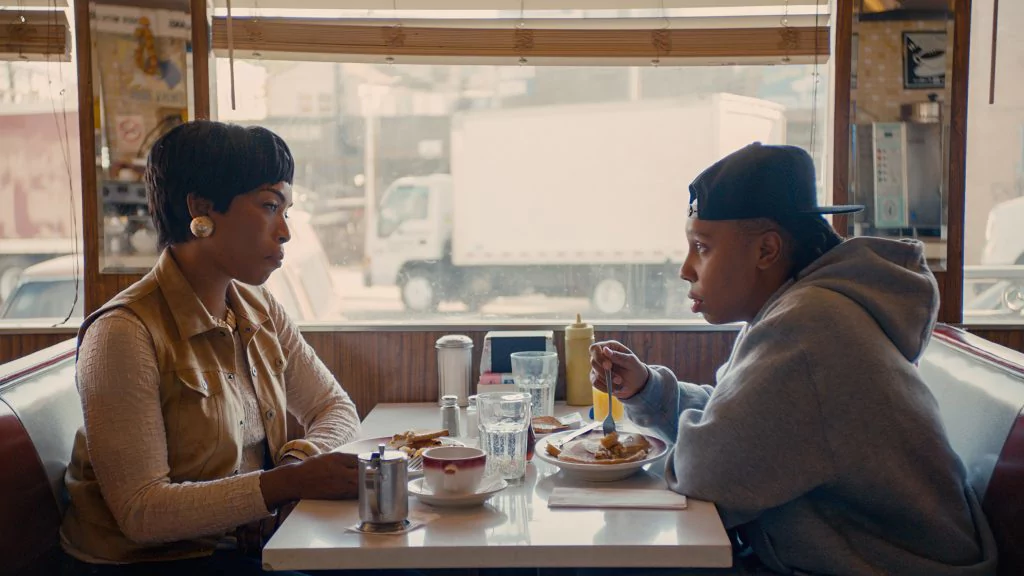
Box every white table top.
[262,402,732,572]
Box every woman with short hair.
[61,121,362,575]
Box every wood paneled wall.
[303,326,1024,420]
[0,332,76,367]
[970,329,1024,356]
[2,327,1021,421]
[304,329,739,419]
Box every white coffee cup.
[422,446,486,495]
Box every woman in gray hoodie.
[591,143,997,575]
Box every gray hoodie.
[624,237,998,575]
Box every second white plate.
[535,430,669,482]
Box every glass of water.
[476,392,532,481]
[510,351,558,418]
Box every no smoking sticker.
[115,115,145,145]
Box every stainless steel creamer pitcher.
[357,444,409,531]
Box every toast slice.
[386,428,449,449]
[532,416,570,435]
[408,429,448,443]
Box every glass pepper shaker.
[465,394,479,440]
[440,394,461,437]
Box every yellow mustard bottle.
[564,313,595,406]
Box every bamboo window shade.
[208,0,828,9]
[0,9,70,61]
[210,16,830,64]
[2,0,68,5]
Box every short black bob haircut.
[145,120,295,249]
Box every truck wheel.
[400,269,440,312]
[592,275,628,316]
[462,294,483,312]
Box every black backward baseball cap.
[688,142,863,221]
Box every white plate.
[408,476,509,508]
[535,429,669,482]
[339,436,465,478]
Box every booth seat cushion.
[919,325,1024,576]
[0,340,80,575]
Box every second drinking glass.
[476,391,532,481]
[510,351,558,418]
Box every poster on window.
[91,5,190,177]
[903,31,946,90]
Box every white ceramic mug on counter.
[422,446,486,495]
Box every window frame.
[833,0,975,327]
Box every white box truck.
[364,93,787,315]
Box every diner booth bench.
[1,327,1022,575]
[0,340,79,575]
[919,326,1024,576]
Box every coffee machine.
[850,95,947,238]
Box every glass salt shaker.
[465,394,479,440]
[440,394,461,437]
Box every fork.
[603,366,617,436]
[407,454,423,472]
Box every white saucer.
[408,476,509,508]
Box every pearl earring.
[190,216,214,238]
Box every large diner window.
[209,1,832,324]
[0,4,82,327]
[962,0,1024,326]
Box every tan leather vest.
[61,250,289,563]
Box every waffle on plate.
[545,431,651,465]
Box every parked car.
[0,210,342,324]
